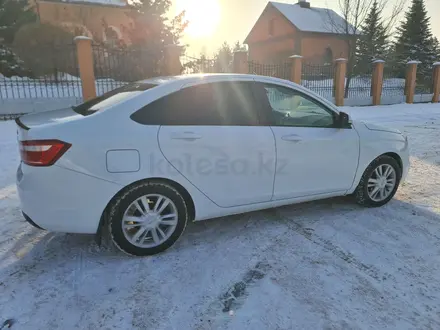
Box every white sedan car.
[16,74,409,256]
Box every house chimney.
[298,0,311,8]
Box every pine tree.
[116,0,188,77]
[356,0,388,74]
[215,42,233,72]
[0,0,35,76]
[125,0,187,50]
[393,0,437,80]
[233,41,247,52]
[430,37,440,61]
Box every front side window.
[263,84,335,128]
[131,81,260,126]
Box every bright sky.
[172,0,440,56]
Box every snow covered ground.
[1,103,440,329]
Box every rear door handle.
[171,132,202,141]
[281,134,302,142]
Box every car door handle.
[281,134,302,142]
[171,132,202,141]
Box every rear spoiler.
[15,116,30,131]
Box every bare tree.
[323,0,406,97]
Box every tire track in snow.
[194,204,393,329]
[266,207,394,282]
[193,260,272,330]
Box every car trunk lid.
[15,107,82,142]
[16,107,81,130]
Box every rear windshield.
[73,83,157,116]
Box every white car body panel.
[270,126,360,200]
[16,74,410,234]
[17,163,122,233]
[158,126,276,207]
[347,121,410,192]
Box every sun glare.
[176,0,221,38]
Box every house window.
[269,19,275,36]
[104,26,122,48]
[323,47,333,65]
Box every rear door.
[135,81,276,208]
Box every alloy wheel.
[367,164,397,202]
[122,194,178,248]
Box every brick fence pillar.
[289,55,302,84]
[164,44,183,76]
[405,61,419,104]
[74,36,96,101]
[233,51,248,74]
[432,62,440,103]
[334,58,347,106]
[371,60,385,106]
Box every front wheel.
[354,155,402,207]
[108,181,188,256]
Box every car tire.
[108,181,188,256]
[354,155,402,207]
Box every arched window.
[104,26,122,47]
[323,47,333,65]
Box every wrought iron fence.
[0,43,81,100]
[346,69,372,99]
[248,61,291,80]
[92,44,161,95]
[382,66,405,96]
[415,73,433,95]
[301,63,334,98]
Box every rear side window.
[73,83,157,116]
[130,82,260,126]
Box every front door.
[257,82,360,200]
[157,81,276,207]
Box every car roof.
[138,73,289,87]
[136,74,339,113]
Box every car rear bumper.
[16,163,123,234]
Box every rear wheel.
[108,181,188,256]
[354,155,401,207]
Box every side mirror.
[338,112,351,128]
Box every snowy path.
[1,103,440,329]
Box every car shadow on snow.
[2,196,440,328]
[2,195,438,273]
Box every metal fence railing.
[3,42,440,121]
[415,73,433,95]
[248,61,291,80]
[0,43,81,100]
[301,63,334,98]
[346,71,372,99]
[382,66,405,97]
[92,44,161,95]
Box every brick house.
[31,0,133,46]
[245,0,356,64]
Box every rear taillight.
[19,140,71,167]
